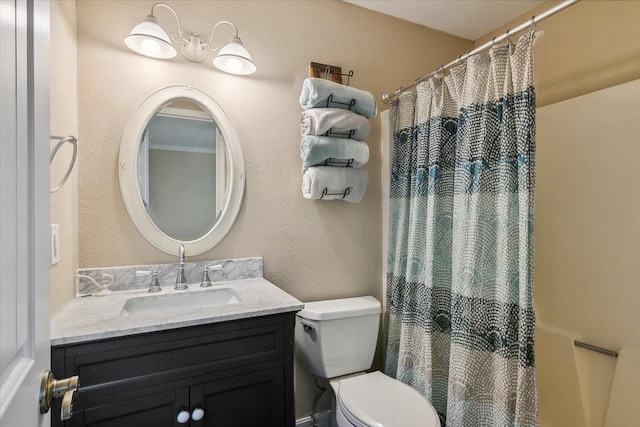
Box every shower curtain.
[385,31,537,427]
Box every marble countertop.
[51,278,304,346]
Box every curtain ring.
[491,36,497,47]
[530,15,536,27]
[505,29,514,46]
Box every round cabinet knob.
[191,407,205,421]
[176,410,191,424]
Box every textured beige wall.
[50,0,79,317]
[74,0,472,418]
[475,0,640,107]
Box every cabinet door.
[67,386,188,427]
[190,367,285,427]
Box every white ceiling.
[343,0,544,41]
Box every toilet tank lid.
[297,296,381,321]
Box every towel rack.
[324,128,356,139]
[309,61,354,86]
[321,187,351,199]
[325,94,356,111]
[324,67,353,86]
[308,61,358,112]
[323,158,354,167]
[50,134,78,193]
[574,340,619,358]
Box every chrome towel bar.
[574,340,619,358]
[50,134,78,193]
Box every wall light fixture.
[125,3,256,75]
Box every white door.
[0,0,51,426]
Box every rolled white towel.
[299,78,377,119]
[302,166,368,203]
[300,135,369,172]
[300,108,371,140]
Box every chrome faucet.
[175,244,188,290]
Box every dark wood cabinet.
[51,313,296,427]
[190,368,284,426]
[66,386,185,427]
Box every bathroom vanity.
[47,84,303,426]
[50,274,303,427]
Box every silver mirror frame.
[119,85,245,255]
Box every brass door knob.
[39,370,79,421]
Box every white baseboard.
[296,410,331,427]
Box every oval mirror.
[119,86,244,255]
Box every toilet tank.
[295,296,381,378]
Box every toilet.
[295,296,441,427]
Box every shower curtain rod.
[381,0,580,104]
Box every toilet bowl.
[295,296,441,427]
[330,371,440,427]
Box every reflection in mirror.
[137,100,228,241]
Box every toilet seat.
[334,371,441,427]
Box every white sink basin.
[122,288,240,316]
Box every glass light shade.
[213,37,256,75]
[125,16,177,59]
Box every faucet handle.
[137,269,162,293]
[200,265,223,288]
[200,267,212,288]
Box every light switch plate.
[51,224,60,265]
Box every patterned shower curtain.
[386,31,537,427]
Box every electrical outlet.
[51,224,60,265]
